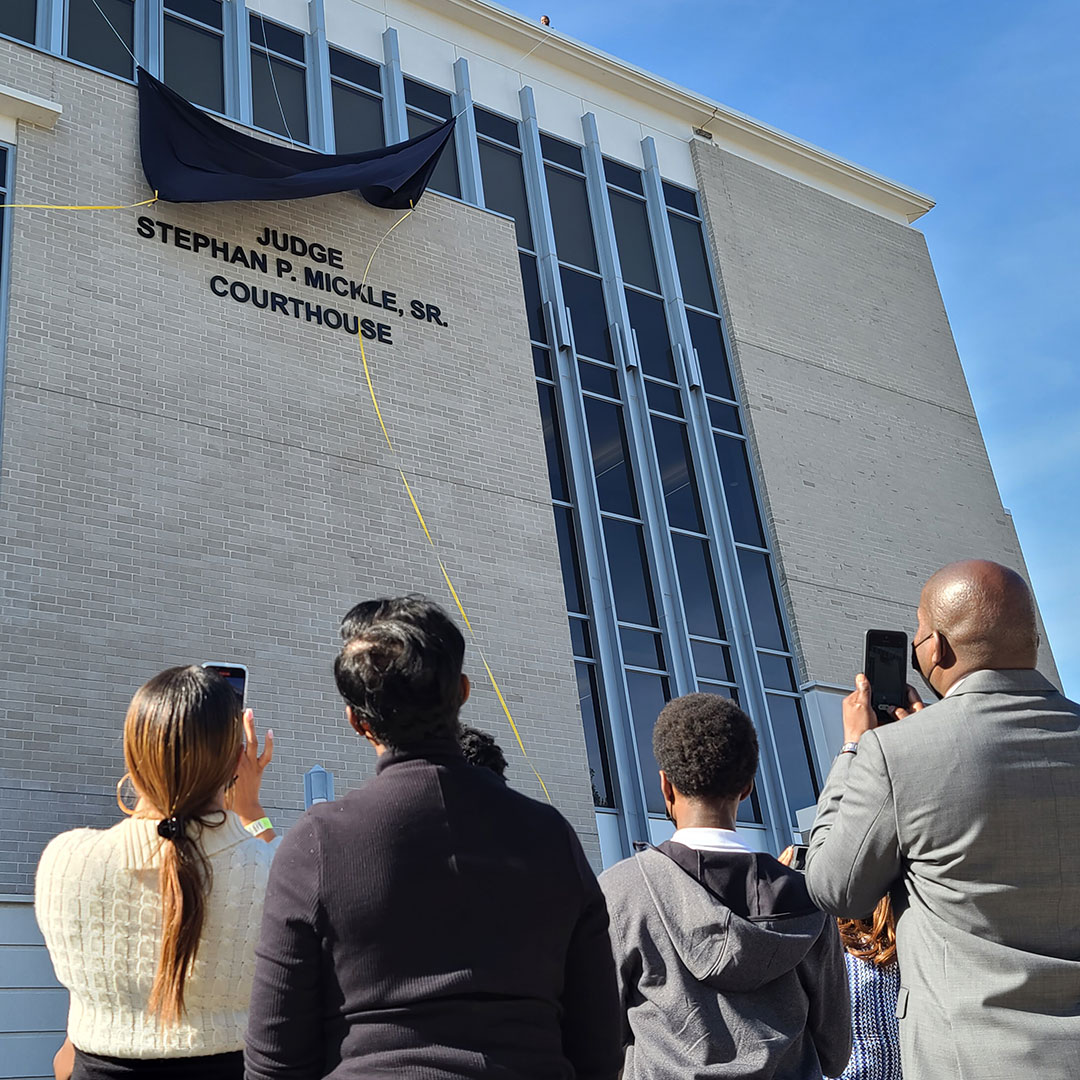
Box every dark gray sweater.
[601,843,851,1080]
[245,742,622,1080]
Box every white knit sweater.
[35,813,278,1058]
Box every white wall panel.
[246,0,309,33]
[324,0,387,58]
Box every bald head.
[919,560,1038,672]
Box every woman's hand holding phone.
[230,709,275,841]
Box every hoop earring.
[116,772,137,816]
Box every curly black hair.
[459,725,508,777]
[652,692,758,800]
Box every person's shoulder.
[750,852,821,915]
[39,824,116,869]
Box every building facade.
[0,0,1059,1070]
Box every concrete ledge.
[0,84,62,130]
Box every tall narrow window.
[329,48,383,153]
[0,1,36,45]
[404,78,459,198]
[250,13,309,143]
[67,0,135,79]
[164,0,225,112]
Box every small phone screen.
[865,632,907,717]
[204,665,246,704]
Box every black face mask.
[911,635,944,701]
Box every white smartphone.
[202,661,248,709]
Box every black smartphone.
[789,844,808,872]
[863,630,908,722]
[202,661,248,708]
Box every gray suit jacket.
[805,669,1080,1080]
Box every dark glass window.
[404,77,452,118]
[331,82,384,153]
[738,549,787,651]
[478,140,533,250]
[603,157,643,195]
[663,180,699,216]
[626,671,671,814]
[407,111,459,198]
[546,167,598,272]
[646,381,682,417]
[652,417,705,533]
[170,0,222,26]
[767,694,820,821]
[538,384,570,503]
[687,310,735,399]
[604,520,658,627]
[252,51,309,142]
[707,399,741,432]
[759,652,797,691]
[67,0,135,79]
[578,663,615,808]
[714,434,765,547]
[519,254,547,344]
[554,506,586,614]
[670,212,717,312]
[532,346,551,380]
[0,0,36,43]
[738,779,763,823]
[672,534,725,639]
[578,360,619,399]
[250,13,303,59]
[620,628,665,670]
[609,191,660,293]
[475,106,519,147]
[164,10,224,112]
[540,133,583,172]
[625,289,675,381]
[585,398,638,518]
[329,49,379,91]
[691,640,734,682]
[569,618,592,658]
[561,268,611,362]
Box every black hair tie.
[157,816,185,840]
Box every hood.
[633,843,828,993]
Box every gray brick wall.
[692,141,1059,690]
[0,39,599,891]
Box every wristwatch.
[244,816,273,837]
[840,741,860,756]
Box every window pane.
[672,534,726,639]
[407,112,460,197]
[569,618,592,658]
[625,289,675,381]
[329,48,380,91]
[331,82,384,153]
[651,417,705,532]
[164,16,224,113]
[767,694,820,822]
[759,652,797,691]
[738,549,787,651]
[585,398,638,518]
[738,777,763,823]
[561,268,611,362]
[578,663,615,809]
[707,399,741,432]
[540,133,583,172]
[553,506,586,614]
[626,671,671,814]
[609,190,660,293]
[537,383,570,503]
[663,180,699,216]
[646,381,682,417]
[249,14,304,60]
[67,0,134,79]
[714,434,765,547]
[168,0,222,28]
[532,346,552,380]
[692,640,734,682]
[475,107,519,147]
[687,310,735,399]
[604,520,657,627]
[604,157,643,195]
[546,167,597,272]
[620,628,665,670]
[670,212,717,312]
[699,681,739,706]
[0,0,37,43]
[404,77,452,118]
[478,140,533,250]
[519,254,547,345]
[578,361,619,399]
[252,52,309,142]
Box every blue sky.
[531,0,1078,696]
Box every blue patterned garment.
[825,953,903,1080]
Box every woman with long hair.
[35,665,277,1080]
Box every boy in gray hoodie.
[600,693,851,1080]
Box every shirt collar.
[670,827,751,854]
[375,737,466,774]
[945,670,982,697]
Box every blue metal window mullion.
[452,58,483,206]
[381,27,408,144]
[306,0,332,151]
[519,85,642,855]
[229,0,253,125]
[641,135,791,851]
[39,0,63,53]
[139,0,163,77]
[0,144,16,488]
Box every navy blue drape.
[137,69,455,209]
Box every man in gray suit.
[805,560,1080,1079]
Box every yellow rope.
[0,192,159,210]
[355,208,551,802]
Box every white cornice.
[405,0,935,224]
[0,83,62,129]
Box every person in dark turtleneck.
[245,596,621,1080]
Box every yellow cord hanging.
[0,192,159,211]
